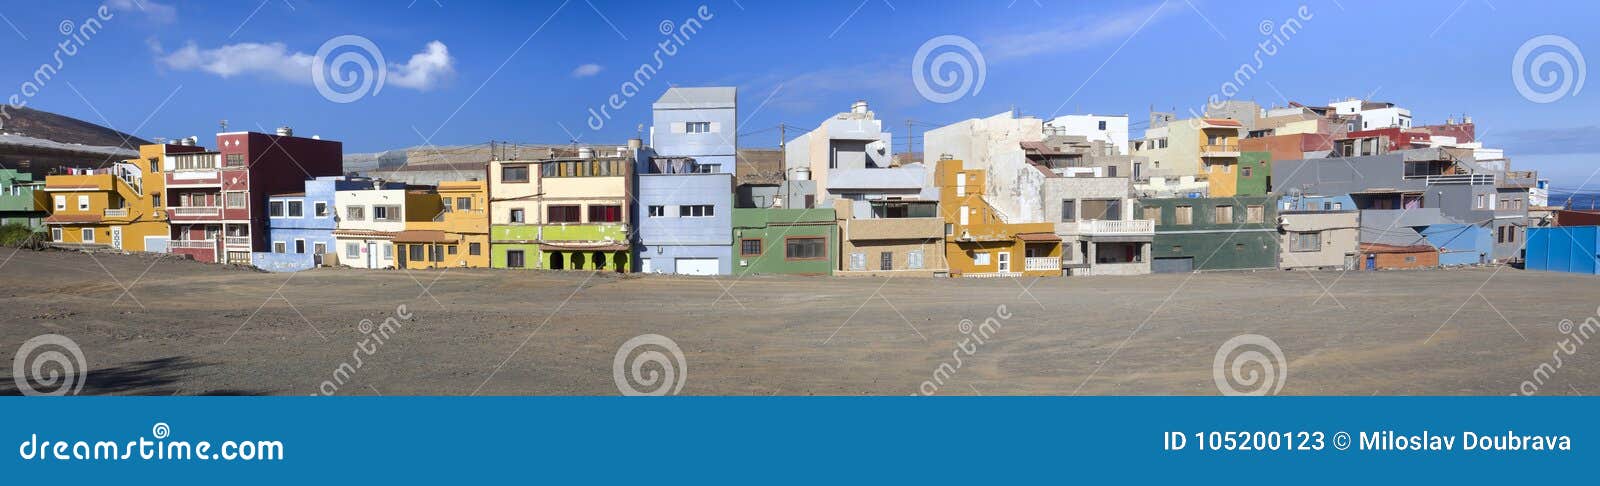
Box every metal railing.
[171,206,222,217]
[961,271,1023,278]
[1424,174,1495,185]
[169,240,216,249]
[1024,257,1061,271]
[1080,219,1155,234]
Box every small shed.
[1525,226,1600,275]
[1358,243,1438,270]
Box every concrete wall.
[1421,223,1491,266]
[1278,211,1359,269]
[1141,196,1280,270]
[1045,115,1130,155]
[652,104,737,173]
[731,207,836,275]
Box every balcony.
[224,236,252,248]
[103,208,128,218]
[169,206,222,220]
[1073,219,1155,237]
[1200,144,1240,158]
[169,239,216,249]
[1024,256,1061,271]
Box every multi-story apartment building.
[395,180,490,269]
[489,149,634,271]
[166,128,343,264]
[0,169,46,229]
[636,87,736,275]
[253,176,370,272]
[332,180,410,269]
[43,143,199,251]
[830,164,946,276]
[786,100,894,208]
[936,158,1062,278]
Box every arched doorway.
[593,252,609,270]
[571,252,587,270]
[549,251,564,270]
[612,252,628,273]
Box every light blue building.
[252,176,370,272]
[1420,223,1492,267]
[635,87,738,275]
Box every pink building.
[166,128,343,264]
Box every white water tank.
[276,126,293,137]
[578,146,595,158]
[792,167,811,181]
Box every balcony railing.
[1200,144,1240,156]
[1423,174,1495,185]
[224,236,252,247]
[1079,219,1155,235]
[169,240,216,249]
[1024,257,1061,271]
[961,271,1024,278]
[171,206,222,217]
[103,208,128,218]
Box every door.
[110,227,122,249]
[1366,254,1377,270]
[640,258,653,273]
[313,243,326,266]
[675,258,719,276]
[997,252,1011,273]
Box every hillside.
[0,106,146,174]
[0,106,149,148]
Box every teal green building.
[1,169,46,229]
[731,208,837,276]
[1237,151,1271,197]
[1139,196,1279,272]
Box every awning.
[1016,232,1062,242]
[393,230,452,243]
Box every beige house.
[835,201,947,277]
[1278,210,1360,270]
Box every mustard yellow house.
[42,144,189,251]
[394,181,490,269]
[935,158,1062,277]
[1198,118,1244,197]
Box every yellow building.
[394,181,491,269]
[935,158,1062,277]
[42,144,183,251]
[1198,118,1244,197]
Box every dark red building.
[166,128,342,264]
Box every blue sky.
[0,0,1594,185]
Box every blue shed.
[1420,223,1491,267]
[1525,226,1600,275]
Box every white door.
[675,258,719,276]
[640,258,653,274]
[110,227,123,249]
[997,252,1011,273]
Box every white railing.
[103,208,128,218]
[962,271,1023,278]
[1080,219,1155,234]
[169,153,220,171]
[169,240,216,249]
[224,236,251,247]
[1025,257,1061,271]
[171,206,221,217]
[1423,174,1495,185]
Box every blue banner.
[2,397,1591,483]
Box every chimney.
[276,126,293,137]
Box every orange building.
[42,143,198,251]
[394,181,490,269]
[935,158,1062,277]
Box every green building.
[732,207,836,276]
[0,169,46,229]
[1237,151,1271,197]
[1139,195,1279,273]
[490,223,633,272]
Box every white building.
[1328,98,1412,131]
[332,183,408,269]
[784,100,893,207]
[1044,114,1129,155]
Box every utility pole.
[777,123,787,209]
[906,119,914,156]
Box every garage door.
[144,236,169,253]
[1152,257,1193,274]
[674,258,719,276]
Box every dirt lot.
[1,248,1596,396]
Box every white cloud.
[154,39,455,92]
[388,41,455,90]
[107,0,178,24]
[571,63,604,78]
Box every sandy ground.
[0,248,1596,396]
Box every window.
[509,208,526,223]
[880,251,894,271]
[945,223,954,236]
[346,242,360,259]
[77,195,89,210]
[1497,226,1506,244]
[273,241,286,253]
[150,157,161,172]
[1214,205,1234,224]
[1098,120,1107,130]
[501,165,530,183]
[225,192,246,208]
[82,228,94,242]
[224,154,245,167]
[1081,199,1121,221]
[54,195,65,210]
[456,197,472,211]
[1332,202,1343,210]
[289,200,305,217]
[51,227,62,242]
[346,206,365,221]
[1242,167,1253,178]
[315,202,328,217]
[1246,205,1264,224]
[1475,194,1489,209]
[447,245,458,255]
[1291,232,1321,252]
[1142,206,1161,225]
[973,252,991,266]
[373,206,402,222]
[442,198,453,213]
[849,252,866,271]
[686,121,711,133]
[784,237,826,260]
[383,243,392,260]
[648,205,666,217]
[908,250,924,270]
[1235,243,1246,252]
[740,239,761,256]
[409,244,425,263]
[469,243,482,255]
[1060,199,1076,222]
[506,250,526,268]
[548,205,581,223]
[1175,205,1193,225]
[152,194,162,207]
[269,201,285,217]
[429,244,444,262]
[679,205,714,217]
[588,205,623,222]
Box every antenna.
[219,119,228,131]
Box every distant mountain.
[0,106,146,175]
[0,106,148,148]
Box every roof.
[653,87,737,110]
[270,192,305,197]
[1016,232,1062,242]
[735,148,784,186]
[44,213,102,224]
[1202,118,1243,127]
[1360,243,1436,254]
[393,230,451,243]
[827,167,926,191]
[332,229,397,239]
